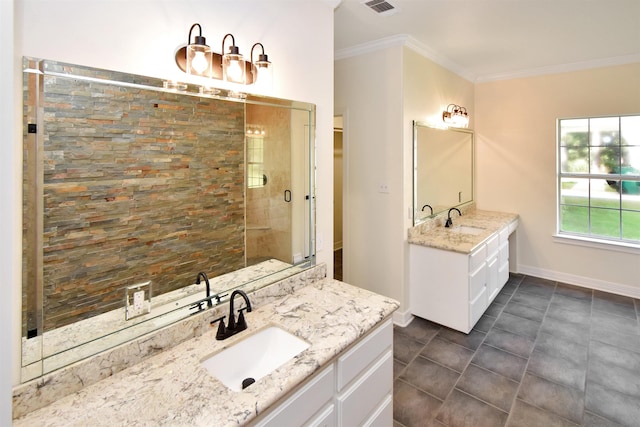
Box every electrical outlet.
[126,281,151,320]
[379,183,389,193]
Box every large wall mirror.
[21,58,316,382]
[413,121,474,225]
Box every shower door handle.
[284,190,291,202]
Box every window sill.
[553,233,640,255]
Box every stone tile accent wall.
[40,74,245,330]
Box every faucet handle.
[211,316,227,340]
[235,307,249,331]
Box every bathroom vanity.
[408,208,518,333]
[13,266,398,426]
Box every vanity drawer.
[499,226,509,244]
[486,233,500,258]
[508,219,518,234]
[337,319,392,390]
[469,244,487,273]
[337,350,392,427]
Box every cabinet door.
[486,255,499,303]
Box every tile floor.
[393,274,640,427]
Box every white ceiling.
[334,0,640,82]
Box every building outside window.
[558,115,640,244]
[247,127,265,188]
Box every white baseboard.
[392,309,414,327]
[517,264,640,299]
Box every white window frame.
[556,114,640,252]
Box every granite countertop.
[14,279,399,427]
[408,209,519,254]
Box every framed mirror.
[413,121,474,225]
[21,58,316,382]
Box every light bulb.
[227,60,243,82]
[191,51,208,73]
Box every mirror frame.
[21,57,316,382]
[412,120,474,225]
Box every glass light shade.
[252,60,273,91]
[186,44,212,77]
[223,53,245,84]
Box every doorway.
[334,116,344,280]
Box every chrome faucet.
[421,204,433,214]
[212,289,253,340]
[445,207,462,228]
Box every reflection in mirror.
[413,121,474,225]
[21,58,315,382]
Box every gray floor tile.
[393,332,425,364]
[589,340,640,371]
[421,337,474,373]
[484,328,535,358]
[593,292,638,320]
[502,300,546,323]
[471,344,527,382]
[509,290,552,311]
[436,389,509,427]
[517,373,584,424]
[493,291,513,305]
[473,314,497,333]
[394,359,407,379]
[587,357,640,399]
[555,282,593,301]
[518,279,556,298]
[437,327,486,351]
[397,316,442,344]
[494,311,541,339]
[456,364,519,412]
[400,355,460,400]
[500,281,519,296]
[550,293,592,314]
[485,300,506,317]
[590,309,640,338]
[506,399,579,427]
[585,381,640,427]
[540,315,590,346]
[582,411,625,427]
[393,379,443,427]
[527,349,587,391]
[535,332,588,365]
[546,303,591,326]
[590,323,640,354]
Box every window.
[558,115,640,244]
[246,127,265,188]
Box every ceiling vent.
[362,0,399,16]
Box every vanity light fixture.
[442,104,469,128]
[175,24,271,88]
[186,24,213,78]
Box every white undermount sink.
[201,325,310,392]
[449,225,486,235]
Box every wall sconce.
[442,104,469,128]
[175,23,272,87]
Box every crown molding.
[476,52,640,83]
[335,34,476,82]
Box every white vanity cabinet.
[410,222,515,333]
[253,319,393,427]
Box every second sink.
[201,325,310,392]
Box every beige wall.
[335,45,404,302]
[335,44,474,319]
[476,63,640,295]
